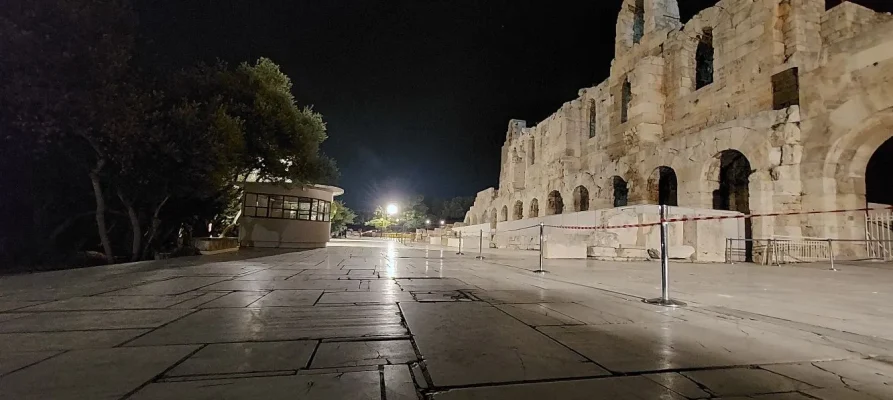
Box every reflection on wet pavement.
[0,239,892,399]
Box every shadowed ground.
[0,238,891,399]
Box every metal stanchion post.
[827,239,837,271]
[456,231,464,255]
[534,223,548,274]
[475,229,485,260]
[644,205,686,307]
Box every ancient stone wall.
[465,0,893,258]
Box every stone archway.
[712,150,754,261]
[489,208,497,229]
[573,186,590,212]
[547,191,564,215]
[500,206,508,222]
[529,198,540,217]
[647,166,678,206]
[513,200,524,220]
[812,110,893,254]
[481,211,489,227]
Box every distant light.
[386,204,398,215]
[425,219,431,224]
[440,220,445,225]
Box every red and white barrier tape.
[545,206,893,231]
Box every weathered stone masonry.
[465,0,893,258]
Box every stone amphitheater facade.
[464,0,893,257]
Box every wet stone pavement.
[1,239,892,399]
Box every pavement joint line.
[487,299,615,374]
[158,370,298,382]
[697,305,893,351]
[85,276,186,297]
[378,365,388,400]
[0,349,68,378]
[418,358,843,394]
[0,327,168,334]
[320,336,413,343]
[396,302,436,390]
[303,340,322,369]
[113,308,203,348]
[118,343,207,400]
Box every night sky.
[135,0,893,209]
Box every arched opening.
[865,136,893,260]
[712,150,753,261]
[866,137,893,206]
[529,198,540,218]
[500,206,508,222]
[648,166,678,206]
[513,200,524,220]
[612,176,629,207]
[489,208,497,229]
[481,211,488,227]
[695,28,714,89]
[632,0,645,44]
[621,79,632,124]
[573,186,590,212]
[547,191,564,215]
[588,99,597,138]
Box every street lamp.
[440,220,445,226]
[386,204,398,216]
[425,219,430,225]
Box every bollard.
[827,239,837,271]
[534,222,548,274]
[475,229,485,260]
[456,231,464,255]
[644,205,686,307]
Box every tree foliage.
[0,0,337,267]
[330,201,357,236]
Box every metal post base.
[475,256,485,260]
[456,252,464,255]
[533,269,549,274]
[643,298,687,307]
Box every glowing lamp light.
[386,204,398,215]
[440,220,445,225]
[425,219,431,224]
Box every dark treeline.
[0,0,336,269]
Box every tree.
[1,0,338,266]
[399,196,431,230]
[365,206,395,230]
[330,201,357,236]
[1,0,140,264]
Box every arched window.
[612,177,629,207]
[529,199,540,217]
[588,99,597,138]
[489,208,497,228]
[500,206,508,222]
[547,191,564,215]
[513,200,524,220]
[621,79,632,124]
[573,186,590,212]
[632,0,645,44]
[696,28,714,89]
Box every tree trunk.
[141,196,169,260]
[118,191,141,262]
[89,160,114,264]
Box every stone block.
[544,242,587,259]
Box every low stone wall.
[193,237,240,255]
[453,206,745,261]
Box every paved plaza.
[1,239,892,399]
